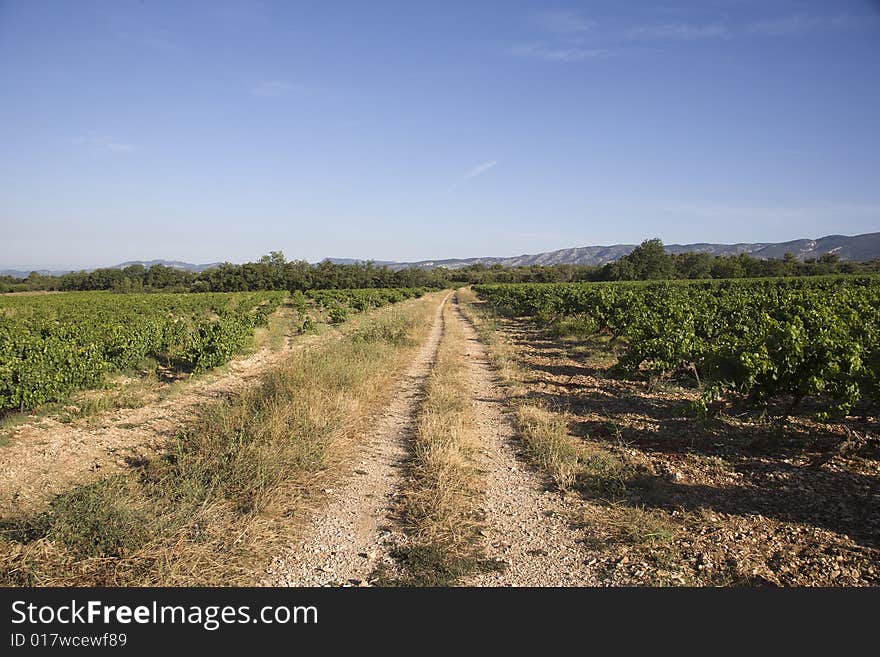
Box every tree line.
[3,242,879,293]
[598,238,878,281]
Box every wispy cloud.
[449,160,498,192]
[746,14,870,36]
[626,23,729,41]
[102,142,134,153]
[515,17,727,64]
[536,10,595,34]
[70,137,135,153]
[511,8,878,65]
[511,43,608,62]
[513,9,607,63]
[463,160,498,181]
[251,80,296,98]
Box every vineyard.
[306,287,430,323]
[0,291,285,412]
[1,282,877,588]
[474,276,880,421]
[0,287,429,413]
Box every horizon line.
[2,230,876,273]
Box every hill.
[370,232,880,270]
[4,232,878,277]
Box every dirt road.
[452,298,596,586]
[268,292,595,586]
[265,294,449,586]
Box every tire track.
[266,294,449,586]
[452,296,599,586]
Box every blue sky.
[1,0,879,269]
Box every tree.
[710,256,744,279]
[620,238,674,280]
[675,252,714,279]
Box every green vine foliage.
[0,287,428,413]
[307,287,428,325]
[0,291,285,411]
[475,276,880,420]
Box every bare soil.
[0,324,326,514]
[11,289,872,587]
[454,299,599,586]
[490,313,880,586]
[266,294,605,587]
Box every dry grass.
[64,376,157,420]
[389,299,497,585]
[514,404,634,496]
[458,287,633,498]
[456,288,525,394]
[251,299,305,352]
[515,404,581,490]
[0,293,444,586]
[0,377,159,441]
[604,504,677,547]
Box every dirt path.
[0,324,327,514]
[452,298,598,586]
[265,295,449,586]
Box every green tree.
[620,238,674,280]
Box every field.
[465,279,880,585]
[0,288,431,414]
[0,280,877,586]
[0,291,287,412]
[474,276,880,421]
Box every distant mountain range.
[332,232,880,270]
[113,259,223,273]
[3,232,878,277]
[0,260,222,278]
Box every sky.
[1,0,879,270]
